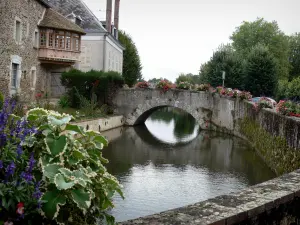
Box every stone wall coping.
[119,169,300,225]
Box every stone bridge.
[112,89,236,132]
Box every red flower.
[35,93,42,99]
[16,202,24,215]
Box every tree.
[244,44,277,96]
[175,73,201,84]
[288,33,300,80]
[199,45,245,89]
[118,30,142,87]
[230,18,289,79]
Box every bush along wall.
[61,69,124,108]
[235,97,300,176]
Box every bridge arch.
[112,88,236,132]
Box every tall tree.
[199,44,245,89]
[230,18,289,79]
[244,44,277,96]
[288,33,300,80]
[118,30,142,87]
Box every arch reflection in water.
[145,107,200,144]
[102,107,275,222]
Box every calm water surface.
[102,107,275,222]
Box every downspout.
[103,33,108,71]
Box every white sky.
[83,0,300,82]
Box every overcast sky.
[83,0,300,82]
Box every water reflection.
[145,107,200,144]
[102,107,275,222]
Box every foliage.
[196,84,210,91]
[61,69,124,108]
[176,81,191,90]
[239,117,300,175]
[175,73,201,85]
[244,44,277,96]
[136,81,150,88]
[58,95,70,109]
[230,18,290,79]
[156,80,175,92]
[0,92,3,110]
[25,108,124,224]
[288,33,300,80]
[276,100,300,117]
[118,30,142,87]
[199,44,245,89]
[0,100,42,224]
[277,77,300,102]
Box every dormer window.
[40,29,47,47]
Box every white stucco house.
[46,0,124,73]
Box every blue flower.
[5,161,16,177]
[0,160,3,169]
[33,181,42,199]
[16,145,23,158]
[20,171,33,183]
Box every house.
[0,0,86,100]
[45,0,125,73]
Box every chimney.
[114,0,120,30]
[106,0,113,33]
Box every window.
[34,31,38,47]
[11,63,18,87]
[72,34,80,51]
[66,32,71,50]
[56,31,65,49]
[31,69,36,88]
[40,30,46,47]
[15,20,21,42]
[48,30,54,48]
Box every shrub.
[0,92,3,109]
[0,100,42,224]
[156,80,174,92]
[61,69,124,108]
[277,100,300,117]
[239,91,252,100]
[58,95,70,108]
[25,108,123,224]
[177,81,191,90]
[136,81,150,88]
[197,84,210,91]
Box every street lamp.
[222,71,226,87]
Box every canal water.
[102,107,275,222]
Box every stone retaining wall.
[72,115,124,132]
[120,169,300,225]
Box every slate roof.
[39,8,86,34]
[44,0,107,33]
[37,0,50,8]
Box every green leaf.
[44,163,62,181]
[94,135,108,147]
[48,115,72,126]
[70,189,91,211]
[68,149,85,166]
[73,169,92,184]
[42,189,66,219]
[59,168,72,178]
[65,124,85,135]
[54,173,75,190]
[45,134,67,157]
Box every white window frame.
[30,66,37,90]
[14,17,22,44]
[33,29,39,48]
[10,55,22,95]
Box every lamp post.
[222,71,226,87]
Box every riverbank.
[72,115,125,132]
